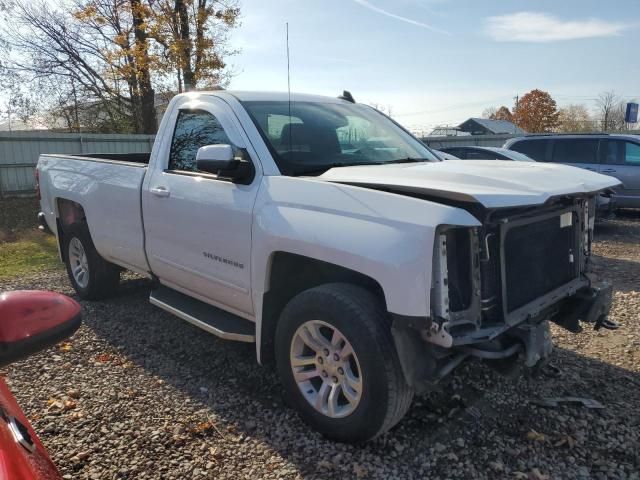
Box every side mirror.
[0,291,82,367]
[196,144,236,173]
[196,144,255,184]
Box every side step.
[150,285,255,343]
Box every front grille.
[503,212,579,312]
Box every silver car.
[504,134,640,209]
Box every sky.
[226,0,640,134]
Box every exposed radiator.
[502,212,579,312]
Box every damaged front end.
[392,195,615,393]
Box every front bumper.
[391,276,615,392]
[551,278,613,333]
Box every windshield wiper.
[381,157,432,164]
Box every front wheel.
[63,223,120,300]
[275,283,413,442]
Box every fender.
[251,176,480,360]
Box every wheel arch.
[258,252,387,365]
[55,198,88,260]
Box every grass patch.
[0,231,61,280]
[1,197,62,280]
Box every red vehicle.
[0,291,81,480]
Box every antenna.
[286,22,293,157]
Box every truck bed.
[38,152,150,275]
[63,152,151,165]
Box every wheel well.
[56,199,87,259]
[259,252,386,364]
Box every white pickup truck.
[37,90,619,442]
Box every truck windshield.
[241,100,439,176]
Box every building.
[458,117,525,135]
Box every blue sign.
[625,102,638,123]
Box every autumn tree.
[0,0,239,133]
[490,106,513,122]
[512,89,560,133]
[72,0,158,133]
[557,104,593,133]
[147,0,239,92]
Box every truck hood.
[317,160,620,208]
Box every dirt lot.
[2,208,639,479]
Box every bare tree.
[557,104,594,133]
[2,1,137,131]
[482,106,497,119]
[595,91,625,131]
[0,0,239,133]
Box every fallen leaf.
[190,421,214,435]
[95,353,114,363]
[554,435,576,448]
[530,468,550,480]
[47,398,64,410]
[58,342,73,352]
[209,446,223,460]
[353,463,367,479]
[526,429,547,442]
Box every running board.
[149,286,255,343]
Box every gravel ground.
[3,212,640,480]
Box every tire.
[275,283,413,443]
[63,223,120,300]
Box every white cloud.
[353,0,450,35]
[484,12,627,42]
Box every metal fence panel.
[0,132,155,197]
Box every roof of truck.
[207,90,351,104]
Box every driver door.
[142,96,261,317]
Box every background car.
[431,149,460,160]
[0,290,81,480]
[504,134,640,209]
[439,146,535,161]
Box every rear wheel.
[275,283,413,442]
[63,223,120,300]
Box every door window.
[510,139,549,161]
[168,110,232,171]
[624,142,640,165]
[551,139,598,164]
[604,140,621,165]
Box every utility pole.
[514,95,519,110]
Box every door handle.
[601,169,617,174]
[150,186,170,197]
[584,167,596,171]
